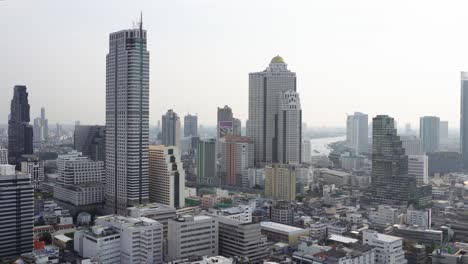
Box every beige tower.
[264,164,296,201]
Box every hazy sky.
[1,0,468,128]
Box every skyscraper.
[74,125,106,161]
[0,164,33,258]
[461,72,468,169]
[8,85,33,169]
[162,109,181,148]
[248,56,297,164]
[149,145,185,208]
[197,138,217,185]
[105,18,149,215]
[183,114,198,137]
[277,90,302,164]
[33,107,48,143]
[346,112,369,154]
[264,164,296,202]
[369,115,431,208]
[219,135,254,187]
[21,155,44,189]
[419,116,440,153]
[439,120,448,150]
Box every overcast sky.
[1,0,468,128]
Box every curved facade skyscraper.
[105,19,149,215]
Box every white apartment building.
[168,215,218,261]
[21,158,44,189]
[57,151,104,185]
[96,215,163,263]
[209,203,254,224]
[149,145,185,208]
[277,90,302,164]
[370,205,403,226]
[74,226,121,263]
[302,139,312,163]
[408,155,429,185]
[406,208,431,229]
[54,184,104,206]
[362,229,407,264]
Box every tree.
[39,232,52,245]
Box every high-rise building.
[74,125,106,161]
[33,107,48,143]
[41,107,48,140]
[219,135,254,187]
[369,115,431,208]
[277,90,302,164]
[420,116,440,153]
[0,164,34,258]
[0,147,8,165]
[21,155,44,189]
[408,155,429,186]
[105,19,150,215]
[197,138,217,185]
[248,56,297,164]
[302,139,311,163]
[8,85,33,169]
[264,164,296,202]
[183,114,198,137]
[461,72,468,169]
[149,145,185,208]
[346,112,369,154]
[233,118,242,136]
[439,120,448,150]
[217,106,241,155]
[168,215,218,261]
[162,109,181,148]
[95,215,163,263]
[401,136,423,155]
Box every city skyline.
[2,0,468,127]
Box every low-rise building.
[362,229,407,264]
[74,226,121,263]
[260,221,309,246]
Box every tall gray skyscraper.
[248,56,297,164]
[8,85,33,169]
[439,120,448,150]
[277,90,302,164]
[197,138,217,185]
[74,125,106,161]
[105,18,149,215]
[162,109,181,148]
[461,72,468,168]
[183,114,198,137]
[346,112,369,154]
[419,116,440,153]
[33,107,48,143]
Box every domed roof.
[271,55,285,64]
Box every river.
[309,136,346,156]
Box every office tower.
[217,105,241,154]
[56,123,62,139]
[401,136,423,155]
[408,155,429,186]
[264,164,296,201]
[197,138,217,185]
[162,109,181,148]
[168,215,218,261]
[183,114,198,137]
[0,147,8,165]
[149,145,185,208]
[219,135,254,187]
[248,56,297,164]
[233,118,242,136]
[41,107,48,140]
[8,85,33,169]
[302,139,311,163]
[95,215,163,263]
[346,112,369,154]
[461,72,468,169]
[53,151,105,207]
[277,90,302,164]
[369,115,431,208]
[362,230,407,264]
[439,120,448,149]
[0,164,33,258]
[21,155,44,189]
[105,18,150,215]
[33,107,48,143]
[419,116,440,153]
[217,217,268,263]
[74,125,106,161]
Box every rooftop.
[328,234,358,244]
[260,221,306,234]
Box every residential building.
[370,205,402,226]
[277,90,302,164]
[0,147,7,165]
[96,215,163,263]
[362,229,407,264]
[197,138,217,185]
[74,226,121,263]
[0,164,34,258]
[248,56,297,164]
[219,135,254,187]
[293,240,376,264]
[420,116,440,153]
[105,19,150,215]
[127,203,177,240]
[302,139,311,163]
[271,201,294,225]
[408,155,429,185]
[346,112,369,154]
[406,207,431,229]
[21,155,44,189]
[264,164,296,201]
[8,85,33,169]
[74,125,106,161]
[162,109,181,148]
[149,145,185,208]
[184,114,198,137]
[168,215,218,261]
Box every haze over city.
[2,0,468,127]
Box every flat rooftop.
[328,234,358,244]
[260,221,307,234]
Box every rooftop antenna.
[139,11,143,32]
